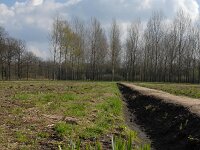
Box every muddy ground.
[118,83,200,150]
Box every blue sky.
[1,0,16,6]
[1,0,66,6]
[0,0,199,59]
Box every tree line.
[1,10,200,83]
[0,27,50,80]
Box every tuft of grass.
[12,107,23,115]
[80,127,103,139]
[59,134,150,150]
[111,132,140,150]
[138,144,151,150]
[61,93,77,101]
[16,131,28,143]
[37,132,49,138]
[54,122,74,137]
[14,93,31,101]
[64,103,86,117]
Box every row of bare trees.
[50,10,200,83]
[2,10,200,82]
[0,27,50,80]
[49,16,123,81]
[124,10,200,83]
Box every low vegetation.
[135,82,200,99]
[0,81,149,149]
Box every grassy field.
[134,82,200,99]
[0,81,148,150]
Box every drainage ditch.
[118,83,200,150]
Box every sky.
[0,0,200,59]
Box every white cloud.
[0,0,81,60]
[65,0,82,6]
[0,0,199,59]
[0,4,14,24]
[30,0,44,6]
[175,0,199,21]
[141,0,199,20]
[138,0,151,10]
[28,42,50,59]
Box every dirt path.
[118,83,200,150]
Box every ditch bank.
[118,83,200,150]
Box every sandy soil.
[122,83,200,116]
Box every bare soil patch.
[118,83,200,150]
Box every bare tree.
[144,12,164,81]
[5,38,17,80]
[110,19,121,81]
[71,17,86,80]
[125,20,141,81]
[23,51,36,80]
[196,24,200,83]
[0,27,7,80]
[87,18,108,80]
[15,40,25,80]
[174,10,191,82]
[50,16,60,80]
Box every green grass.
[134,82,200,99]
[16,131,28,143]
[0,81,150,149]
[57,133,150,150]
[54,122,75,137]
